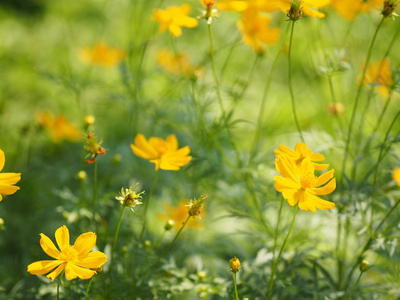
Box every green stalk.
[84,277,94,300]
[140,169,160,240]
[57,270,65,300]
[233,272,240,300]
[267,204,298,299]
[288,21,304,143]
[272,197,284,266]
[92,159,98,233]
[340,16,385,186]
[110,206,127,278]
[347,271,363,300]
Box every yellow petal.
[306,192,335,210]
[55,225,70,252]
[297,190,316,212]
[180,17,198,28]
[131,134,159,159]
[314,169,335,187]
[40,233,61,259]
[166,134,178,151]
[27,260,62,275]
[0,173,21,185]
[73,232,96,257]
[169,24,182,37]
[303,6,325,18]
[281,188,300,206]
[65,263,96,280]
[46,263,66,282]
[0,149,4,171]
[310,153,325,162]
[275,157,299,182]
[74,251,107,269]
[0,184,20,195]
[312,178,336,196]
[313,163,329,171]
[274,176,300,192]
[305,0,330,9]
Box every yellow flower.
[364,59,394,99]
[116,185,144,211]
[393,167,400,186]
[130,134,192,171]
[274,143,329,171]
[274,156,336,212]
[200,0,217,8]
[153,4,198,37]
[264,0,330,18]
[36,111,82,143]
[27,225,107,281]
[159,201,204,229]
[156,49,202,78]
[330,0,382,20]
[237,9,280,53]
[229,256,241,273]
[79,42,125,68]
[84,133,106,164]
[0,149,20,202]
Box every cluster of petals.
[79,42,125,68]
[156,49,201,78]
[0,149,21,202]
[131,134,192,171]
[364,59,394,99]
[330,0,382,20]
[27,225,107,281]
[36,111,82,143]
[153,4,198,37]
[274,143,336,212]
[393,168,400,186]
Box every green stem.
[347,271,363,300]
[336,212,343,290]
[143,215,191,275]
[272,197,284,266]
[340,16,385,186]
[267,204,298,299]
[288,21,304,143]
[110,206,126,277]
[84,277,94,300]
[57,270,65,300]
[92,159,98,233]
[140,169,160,240]
[233,272,240,300]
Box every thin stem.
[84,277,94,300]
[92,160,98,233]
[288,21,304,143]
[110,206,127,277]
[267,204,298,299]
[340,16,385,186]
[272,197,284,266]
[347,271,363,300]
[140,169,160,240]
[143,215,191,275]
[336,213,344,290]
[57,270,65,300]
[233,272,240,300]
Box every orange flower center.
[59,246,78,262]
[154,142,169,155]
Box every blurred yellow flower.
[237,9,280,53]
[27,225,107,281]
[364,59,394,99]
[274,143,329,171]
[79,42,125,68]
[200,0,217,8]
[274,156,336,212]
[159,201,203,229]
[328,102,345,116]
[393,168,400,186]
[36,111,82,143]
[157,49,202,77]
[153,4,198,37]
[0,149,21,202]
[331,0,381,20]
[131,134,192,171]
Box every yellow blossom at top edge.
[364,59,394,99]
[27,225,107,281]
[393,167,400,186]
[274,157,336,212]
[330,0,381,20]
[274,143,329,171]
[36,111,82,143]
[237,9,280,54]
[153,4,198,37]
[200,0,217,8]
[275,0,331,18]
[78,42,125,68]
[130,134,192,171]
[0,148,21,202]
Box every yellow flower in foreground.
[330,0,381,20]
[27,225,107,281]
[393,167,400,186]
[36,111,82,143]
[274,143,329,171]
[237,9,280,53]
[0,149,21,202]
[157,49,202,78]
[131,134,192,171]
[274,156,336,212]
[79,42,125,68]
[153,4,198,37]
[364,59,394,99]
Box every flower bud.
[112,154,122,165]
[229,256,241,273]
[287,0,304,22]
[0,218,4,230]
[77,170,87,182]
[164,219,175,231]
[84,115,95,126]
[359,260,370,272]
[382,0,399,18]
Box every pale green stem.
[140,169,160,240]
[110,206,127,278]
[267,204,298,299]
[57,270,65,300]
[84,277,94,300]
[272,197,284,266]
[347,271,363,300]
[92,159,98,233]
[233,272,239,300]
[288,21,304,143]
[340,16,385,186]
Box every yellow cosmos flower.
[79,42,125,68]
[153,4,198,37]
[263,0,330,18]
[274,143,329,171]
[331,0,381,20]
[237,9,280,53]
[157,49,202,78]
[130,134,192,171]
[27,225,107,281]
[36,111,82,143]
[393,167,400,186]
[159,201,204,229]
[0,149,21,202]
[274,156,336,212]
[364,59,394,99]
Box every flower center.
[300,170,315,188]
[154,142,169,155]
[59,246,78,262]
